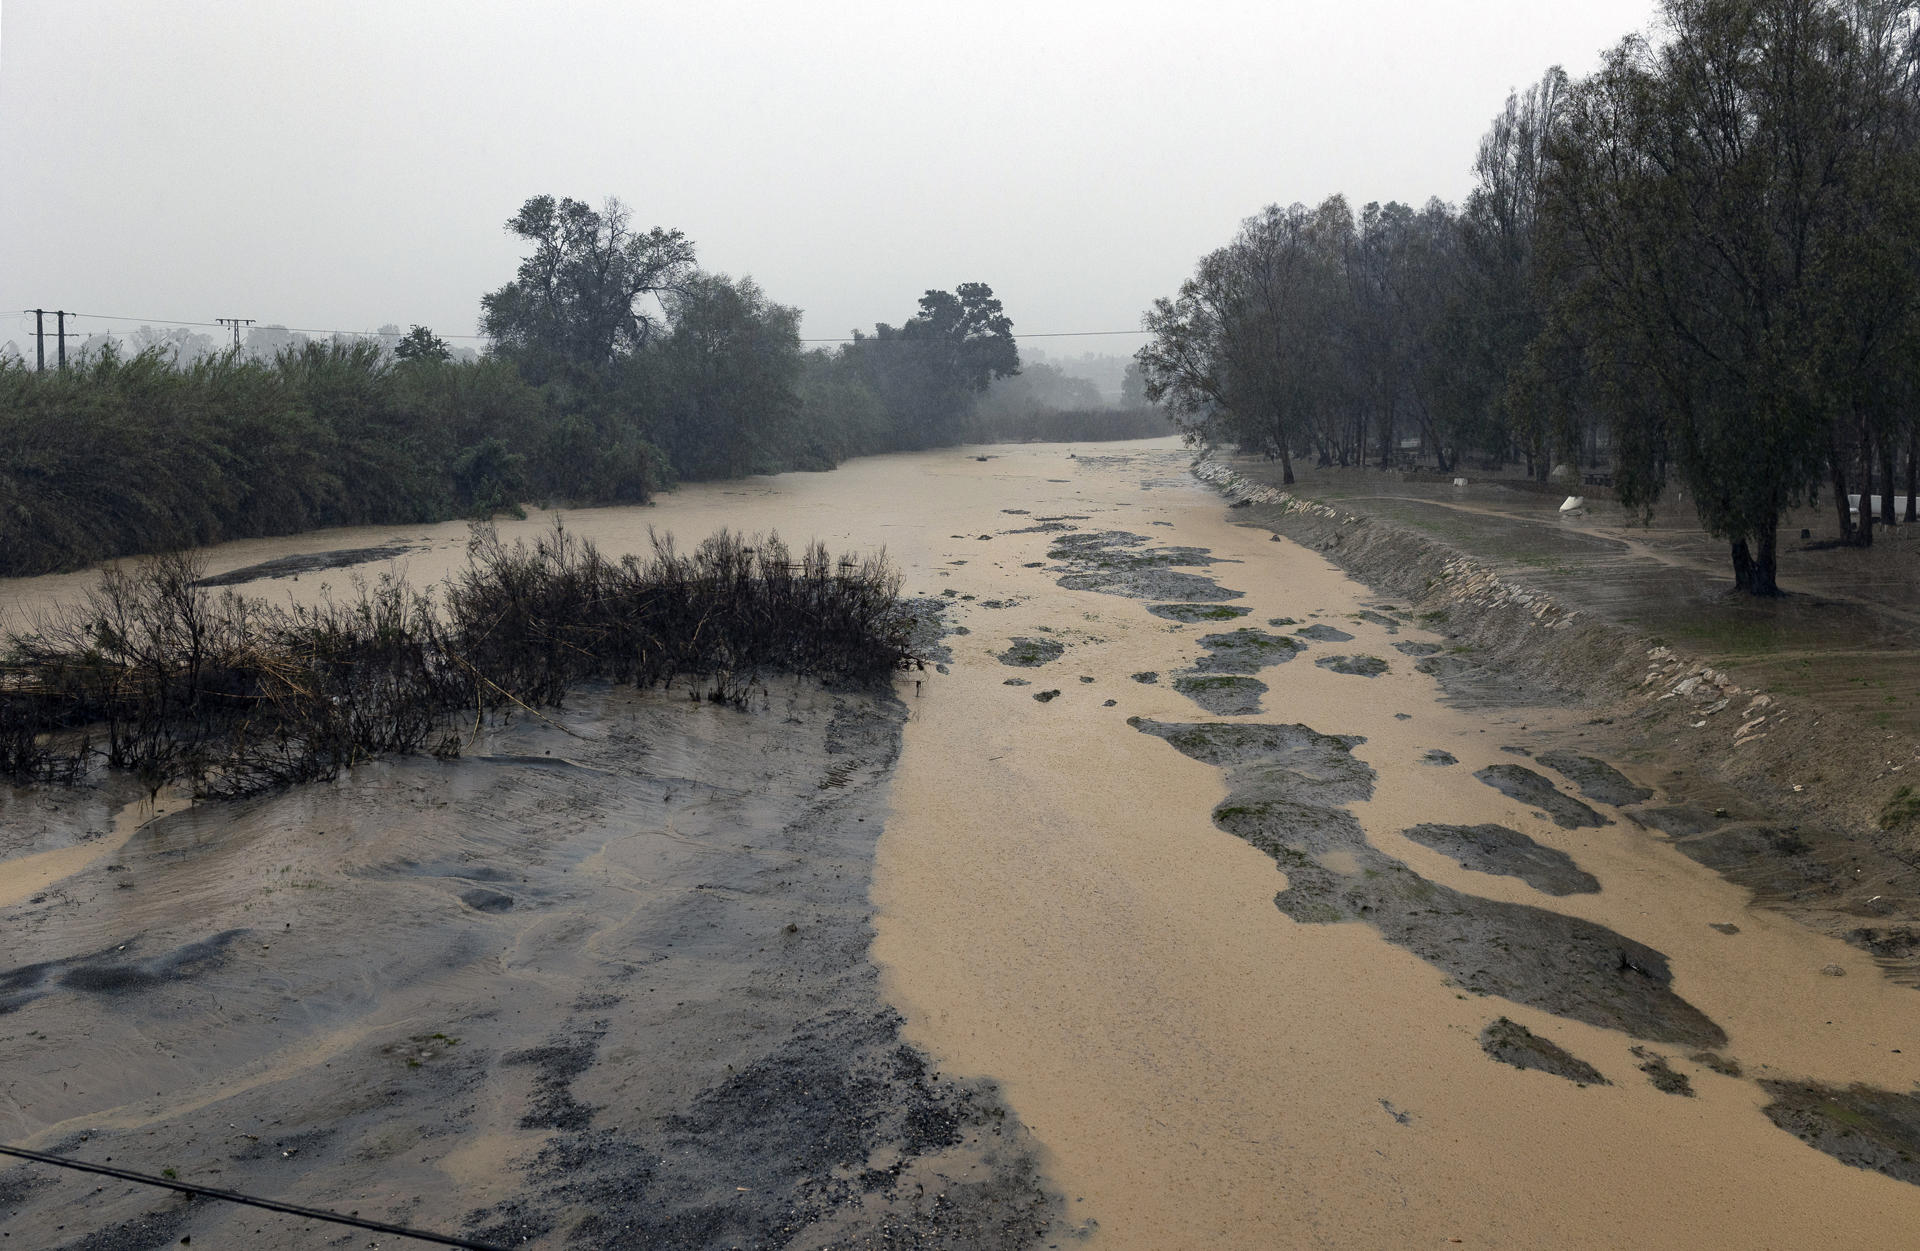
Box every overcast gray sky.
[1,0,1660,355]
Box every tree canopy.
[479,195,697,378]
[1136,0,1920,594]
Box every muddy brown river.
[4,439,1918,1248]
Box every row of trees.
[1140,0,1920,593]
[0,195,1042,576]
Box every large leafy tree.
[1137,201,1347,482]
[1544,0,1920,593]
[479,195,697,378]
[853,283,1019,448]
[654,275,806,479]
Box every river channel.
[3,438,1917,1248]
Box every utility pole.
[55,311,73,369]
[217,317,255,352]
[31,309,45,371]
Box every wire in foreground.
[0,1143,509,1250]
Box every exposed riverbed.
[4,439,1919,1248]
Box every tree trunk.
[1829,432,1854,544]
[1907,427,1917,524]
[1881,434,1898,526]
[1279,443,1295,486]
[1751,526,1779,596]
[1731,537,1754,592]
[1859,432,1875,548]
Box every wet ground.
[0,682,1057,1248]
[5,440,1920,1247]
[1235,461,1920,740]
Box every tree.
[393,324,451,362]
[654,274,805,479]
[1543,0,1920,593]
[1137,201,1346,482]
[479,195,696,377]
[851,283,1019,448]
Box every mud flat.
[0,681,1057,1248]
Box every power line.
[9,308,1152,347]
[216,317,255,350]
[797,328,1150,343]
[0,1142,506,1249]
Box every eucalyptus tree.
[1431,70,1570,475]
[1137,201,1345,482]
[1544,0,1920,592]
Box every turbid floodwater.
[4,438,1919,1248]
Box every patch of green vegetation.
[1149,602,1251,623]
[1176,674,1248,691]
[1879,785,1920,831]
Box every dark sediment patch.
[1475,765,1609,828]
[1130,719,1372,798]
[997,636,1064,667]
[899,597,957,666]
[1479,1017,1609,1085]
[1631,806,1722,837]
[1662,824,1840,900]
[1536,751,1654,806]
[1146,602,1251,623]
[1192,628,1302,674]
[1355,609,1400,633]
[3,684,1066,1248]
[1402,823,1601,896]
[1003,677,1030,687]
[1414,653,1476,682]
[1267,852,1726,1047]
[1294,624,1353,643]
[1132,717,1724,1047]
[1847,926,1920,960]
[1033,689,1062,703]
[1314,654,1389,678]
[460,887,515,913]
[1760,1080,1920,1187]
[1172,674,1267,716]
[0,931,251,1014]
[50,1202,196,1250]
[1423,750,1458,766]
[1392,640,1442,657]
[1047,530,1242,601]
[1130,671,1160,684]
[192,543,418,587]
[1267,616,1299,627]
[1690,1051,1743,1077]
[474,1009,1057,1250]
[1631,1047,1694,1096]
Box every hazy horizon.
[1,1,1659,356]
